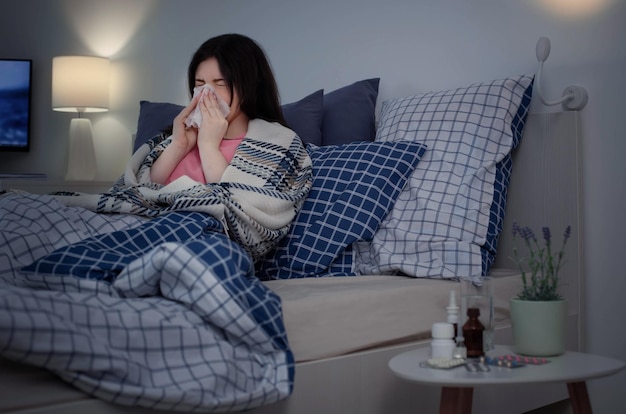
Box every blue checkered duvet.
[0,192,293,412]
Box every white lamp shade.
[52,56,110,113]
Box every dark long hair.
[187,33,287,126]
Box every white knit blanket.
[54,119,313,260]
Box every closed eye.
[194,79,228,88]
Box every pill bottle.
[446,290,459,336]
[462,307,485,358]
[430,322,456,359]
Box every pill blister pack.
[420,353,549,371]
[482,356,525,368]
[486,354,551,368]
[420,358,466,370]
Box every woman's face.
[194,57,240,120]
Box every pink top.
[166,134,245,184]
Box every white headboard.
[495,111,584,351]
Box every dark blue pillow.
[255,140,427,280]
[282,89,324,146]
[134,91,325,152]
[321,78,380,146]
[134,101,183,152]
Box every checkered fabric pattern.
[354,75,533,278]
[256,140,427,279]
[0,192,293,412]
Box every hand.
[170,93,202,152]
[197,91,229,150]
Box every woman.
[54,34,312,260]
[151,33,290,185]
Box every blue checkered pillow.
[354,75,533,278]
[256,140,427,280]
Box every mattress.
[264,268,522,362]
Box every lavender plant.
[511,222,572,301]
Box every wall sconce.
[52,55,110,181]
[534,37,588,111]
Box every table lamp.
[52,56,110,181]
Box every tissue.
[184,85,231,128]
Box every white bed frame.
[0,112,584,414]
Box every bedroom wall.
[1,0,624,411]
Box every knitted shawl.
[54,119,313,260]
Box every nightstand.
[389,345,626,414]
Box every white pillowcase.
[354,75,533,278]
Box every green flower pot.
[509,298,567,357]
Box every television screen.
[0,59,32,151]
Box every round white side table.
[389,345,625,414]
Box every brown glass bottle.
[462,307,485,358]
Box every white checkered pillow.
[354,75,533,278]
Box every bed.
[0,71,584,414]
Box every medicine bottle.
[446,290,459,337]
[462,307,485,358]
[430,322,456,360]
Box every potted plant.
[509,222,572,356]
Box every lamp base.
[65,118,97,181]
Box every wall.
[1,0,625,411]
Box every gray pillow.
[133,78,380,152]
[134,101,183,152]
[321,78,380,146]
[281,89,324,146]
[134,90,325,152]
